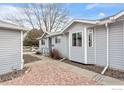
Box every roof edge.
[38,10,124,39]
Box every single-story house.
[38,10,124,73]
[0,21,28,75]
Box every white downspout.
[101,23,109,75]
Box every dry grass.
[64,60,124,81]
[23,54,41,64]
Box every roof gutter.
[101,23,109,75]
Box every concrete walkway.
[25,52,124,85]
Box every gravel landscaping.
[0,67,29,83]
[0,54,40,83]
[64,60,124,81]
[3,63,97,85]
[23,54,41,64]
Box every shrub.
[35,51,42,55]
[50,49,61,59]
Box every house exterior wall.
[94,25,107,66]
[109,21,124,70]
[58,22,94,63]
[87,28,95,64]
[68,23,84,63]
[0,29,22,74]
[65,22,86,63]
[88,21,124,70]
[39,17,124,71]
[88,25,107,66]
[39,38,49,55]
[65,33,69,58]
[39,38,49,49]
[51,34,68,58]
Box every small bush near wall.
[50,49,61,59]
[35,51,42,55]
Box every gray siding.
[39,38,49,55]
[109,22,124,69]
[68,23,84,63]
[94,26,107,66]
[51,35,67,58]
[87,29,95,64]
[0,29,21,74]
[65,33,69,58]
[89,21,124,70]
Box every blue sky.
[66,3,124,19]
[0,3,124,20]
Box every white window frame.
[88,29,94,47]
[72,32,82,47]
[41,39,45,45]
[55,36,61,44]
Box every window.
[72,32,82,46]
[72,33,76,46]
[55,36,61,44]
[77,32,82,46]
[41,39,45,45]
[88,30,93,47]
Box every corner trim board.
[84,27,87,64]
[20,31,24,69]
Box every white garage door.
[0,29,21,74]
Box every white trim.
[61,19,96,33]
[20,31,24,69]
[0,20,29,31]
[68,32,71,59]
[123,22,124,62]
[72,32,82,47]
[101,23,109,74]
[88,29,94,47]
[38,10,124,40]
[94,28,97,64]
[84,27,87,64]
[111,11,124,20]
[106,23,109,69]
[64,34,67,58]
[82,30,84,48]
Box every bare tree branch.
[4,3,69,33]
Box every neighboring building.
[38,10,124,71]
[0,20,28,75]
